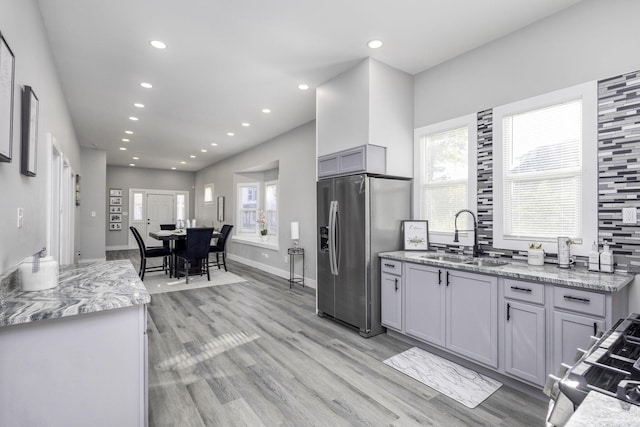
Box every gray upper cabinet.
[316,58,413,178]
[318,145,386,178]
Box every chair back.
[159,224,176,248]
[213,224,234,251]
[130,226,146,256]
[184,228,215,260]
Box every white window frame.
[413,113,478,247]
[204,183,214,205]
[236,182,260,235]
[493,81,598,257]
[264,180,278,236]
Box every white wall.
[0,0,81,272]
[196,121,317,286]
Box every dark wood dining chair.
[130,226,173,280]
[159,224,176,274]
[209,224,233,271]
[173,227,215,284]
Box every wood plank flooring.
[107,250,547,426]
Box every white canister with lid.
[19,256,59,291]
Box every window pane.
[425,128,468,182]
[241,186,258,209]
[423,184,468,232]
[265,184,277,211]
[176,194,185,220]
[204,185,213,204]
[133,193,143,221]
[241,210,256,232]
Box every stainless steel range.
[546,313,640,426]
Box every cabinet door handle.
[446,271,450,287]
[394,278,398,291]
[564,295,590,304]
[593,322,597,336]
[507,303,511,321]
[438,269,442,285]
[510,286,532,293]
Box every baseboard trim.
[227,253,316,289]
[106,245,131,251]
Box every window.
[176,193,186,221]
[204,183,214,205]
[265,180,278,235]
[133,192,144,221]
[493,81,597,256]
[414,114,477,245]
[238,183,259,234]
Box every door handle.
[438,269,442,285]
[593,322,598,336]
[446,271,450,286]
[394,278,398,291]
[507,303,511,321]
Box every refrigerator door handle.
[334,201,340,275]
[329,200,338,275]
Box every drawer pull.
[394,278,398,291]
[563,295,590,304]
[510,286,532,293]
[446,271,450,287]
[384,263,396,269]
[438,270,442,285]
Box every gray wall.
[106,166,196,248]
[414,0,640,127]
[78,147,106,261]
[195,121,317,285]
[0,0,81,273]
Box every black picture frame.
[21,85,38,176]
[403,220,429,251]
[0,32,15,163]
[217,196,225,222]
[75,175,81,206]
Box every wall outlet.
[622,207,637,224]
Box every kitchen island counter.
[565,391,640,427]
[379,251,633,292]
[0,259,150,327]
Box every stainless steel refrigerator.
[317,174,411,337]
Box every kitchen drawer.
[381,259,402,275]
[553,286,605,317]
[504,279,544,305]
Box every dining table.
[149,228,222,278]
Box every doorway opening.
[128,189,189,249]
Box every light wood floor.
[108,250,547,426]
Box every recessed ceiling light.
[211,143,218,147]
[262,108,271,114]
[298,84,309,90]
[134,103,144,108]
[227,132,235,136]
[129,116,139,121]
[171,167,176,170]
[119,147,127,151]
[125,130,133,134]
[189,155,196,158]
[140,82,152,89]
[129,163,135,167]
[149,40,167,49]
[133,157,139,160]
[201,149,207,153]
[122,138,129,142]
[241,122,250,127]
[367,39,383,49]
[180,161,186,164]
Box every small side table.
[288,247,305,288]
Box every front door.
[145,193,175,247]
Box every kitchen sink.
[419,253,509,267]
[419,254,468,263]
[462,258,509,267]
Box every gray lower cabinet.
[504,301,546,386]
[403,263,498,368]
[381,271,402,331]
[446,269,498,368]
[553,310,605,369]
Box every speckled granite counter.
[379,251,633,292]
[565,391,640,427]
[0,260,150,327]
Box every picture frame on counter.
[20,85,39,177]
[0,32,15,163]
[403,220,429,251]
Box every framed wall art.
[109,206,122,213]
[109,196,122,206]
[109,223,122,231]
[109,213,122,222]
[75,175,81,206]
[109,188,122,197]
[217,196,225,222]
[402,220,429,251]
[0,32,15,163]
[21,85,39,176]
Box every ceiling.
[36,0,583,172]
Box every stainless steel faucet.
[453,209,480,257]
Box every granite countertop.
[379,251,633,292]
[565,391,640,427]
[0,260,150,327]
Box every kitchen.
[1,0,640,426]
